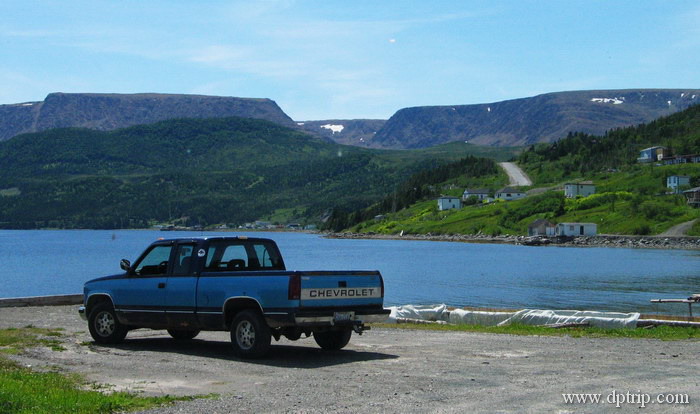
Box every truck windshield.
[204,240,284,272]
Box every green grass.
[0,326,65,354]
[0,327,200,414]
[374,322,700,340]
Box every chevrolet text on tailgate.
[79,236,390,358]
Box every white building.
[495,187,526,201]
[564,182,596,198]
[437,196,461,211]
[556,222,597,236]
[462,188,490,201]
[667,175,690,194]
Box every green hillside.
[345,105,700,236]
[0,117,517,229]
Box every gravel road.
[1,305,698,413]
[498,162,533,187]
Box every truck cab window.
[172,244,195,275]
[134,245,172,276]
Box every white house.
[495,187,526,201]
[462,188,490,201]
[437,196,461,211]
[556,222,597,236]
[667,175,690,194]
[564,181,596,198]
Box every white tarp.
[497,309,640,329]
[385,304,640,329]
[448,308,515,326]
[387,304,448,323]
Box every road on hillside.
[498,162,532,186]
[658,219,698,237]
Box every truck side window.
[134,245,172,276]
[172,244,195,276]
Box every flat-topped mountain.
[0,92,296,141]
[372,89,700,148]
[297,119,386,147]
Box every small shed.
[437,196,461,211]
[683,187,700,208]
[528,219,556,236]
[564,181,595,198]
[495,187,526,201]
[556,222,597,236]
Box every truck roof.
[152,236,276,244]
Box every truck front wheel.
[88,302,128,344]
[230,310,271,358]
[314,329,352,350]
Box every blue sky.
[1,1,699,120]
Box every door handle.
[158,282,166,289]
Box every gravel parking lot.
[1,305,698,413]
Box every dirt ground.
[1,305,698,413]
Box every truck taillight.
[288,274,301,300]
[380,276,385,297]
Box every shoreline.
[326,232,700,250]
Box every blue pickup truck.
[79,236,389,357]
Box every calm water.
[1,230,699,315]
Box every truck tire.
[230,310,271,358]
[88,302,128,344]
[313,329,352,350]
[167,329,200,340]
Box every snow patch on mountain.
[591,97,624,105]
[320,124,344,134]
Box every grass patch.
[373,322,700,341]
[0,327,201,413]
[0,326,66,354]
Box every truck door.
[113,243,171,326]
[165,242,199,327]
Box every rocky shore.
[327,232,700,250]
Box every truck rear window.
[204,240,284,272]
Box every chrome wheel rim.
[95,311,115,337]
[236,320,255,350]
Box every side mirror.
[120,259,131,272]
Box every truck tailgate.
[298,271,384,309]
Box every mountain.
[296,119,386,147]
[0,92,296,141]
[0,116,508,229]
[372,89,700,148]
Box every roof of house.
[641,146,667,151]
[464,188,490,194]
[496,187,524,194]
[528,219,555,228]
[564,181,594,186]
[437,196,460,200]
[683,187,700,193]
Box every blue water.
[1,230,699,315]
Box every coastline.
[326,232,700,250]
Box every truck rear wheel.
[314,329,352,350]
[230,310,271,358]
[88,302,128,344]
[167,329,200,340]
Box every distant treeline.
[324,156,498,231]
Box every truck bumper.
[78,306,87,321]
[265,308,391,328]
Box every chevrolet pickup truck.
[79,236,389,358]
